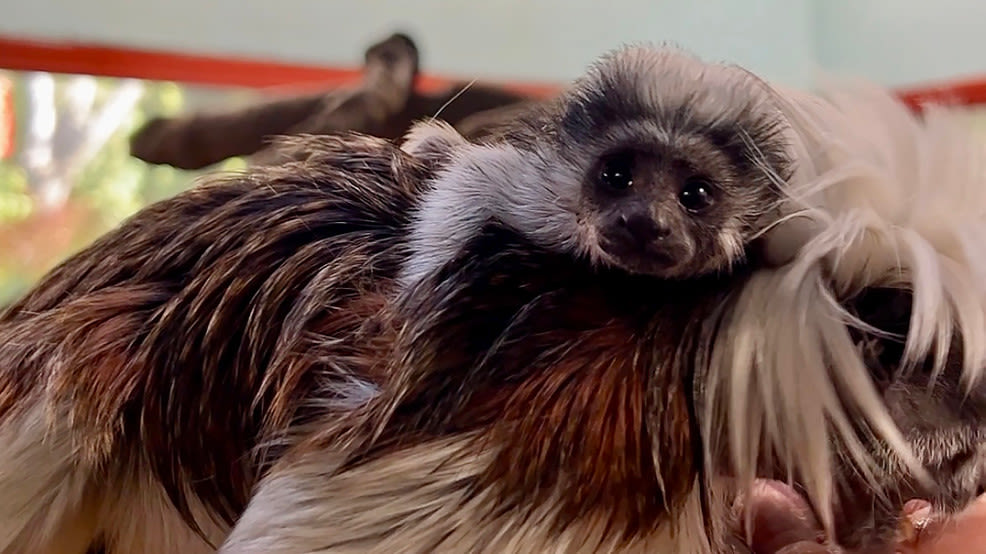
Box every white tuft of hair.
[703,79,986,534]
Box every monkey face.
[787,287,986,550]
[883,377,986,508]
[580,139,778,279]
[863,291,986,516]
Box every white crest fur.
[704,79,986,532]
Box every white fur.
[0,402,96,554]
[400,118,469,164]
[397,136,587,289]
[704,81,986,534]
[220,435,714,554]
[0,402,225,554]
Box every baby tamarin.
[398,46,790,287]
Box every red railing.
[0,36,561,97]
[0,35,983,109]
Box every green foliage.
[0,163,31,223]
[0,72,249,305]
[73,78,197,224]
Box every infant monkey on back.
[398,45,792,290]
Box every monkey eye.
[597,151,635,191]
[679,178,715,213]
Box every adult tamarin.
[397,45,790,286]
[2,44,986,554]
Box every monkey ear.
[401,119,470,170]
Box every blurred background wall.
[2,0,983,89]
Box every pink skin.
[742,481,986,554]
[895,496,986,554]
[739,480,830,554]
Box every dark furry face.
[884,383,986,507]
[828,378,986,550]
[580,136,782,278]
[820,287,986,550]
[484,47,792,280]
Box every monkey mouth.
[596,238,687,277]
[733,480,829,553]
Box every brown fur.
[0,132,430,551]
[235,214,746,553]
[3,126,727,551]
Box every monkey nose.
[618,212,672,243]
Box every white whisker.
[430,78,479,123]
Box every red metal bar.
[0,35,562,97]
[0,35,983,108]
[896,77,986,111]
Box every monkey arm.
[245,89,415,167]
[129,28,538,169]
[128,92,333,170]
[129,32,421,170]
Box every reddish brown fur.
[489,322,692,539]
[264,220,743,552]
